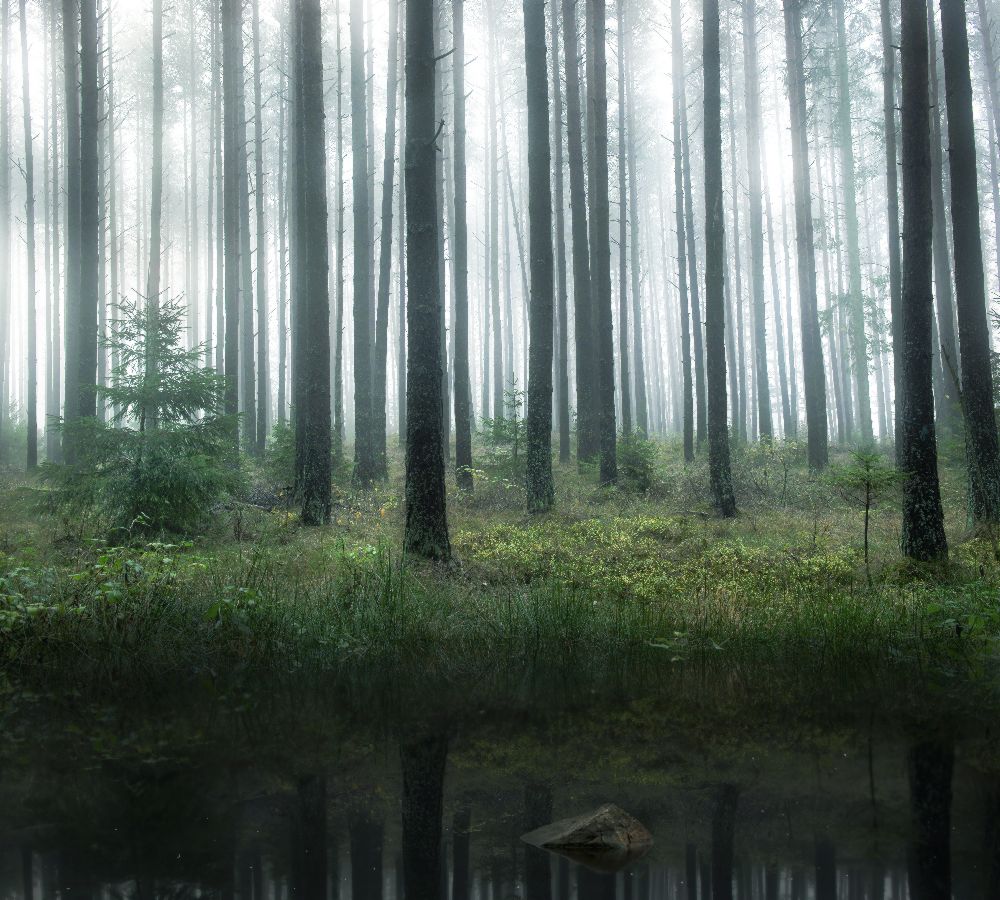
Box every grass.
[0,434,999,707]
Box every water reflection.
[0,689,995,898]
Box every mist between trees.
[1,0,999,559]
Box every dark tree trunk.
[743,0,773,440]
[587,0,617,484]
[453,0,474,490]
[404,0,451,560]
[551,0,571,463]
[277,26,288,426]
[374,0,401,481]
[880,0,903,459]
[672,0,694,462]
[292,0,333,525]
[940,0,1000,523]
[907,741,953,900]
[238,42,256,451]
[899,0,948,560]
[814,840,836,900]
[222,0,241,447]
[704,0,737,516]
[616,0,632,436]
[334,1,346,458]
[351,0,375,487]
[47,1,61,460]
[562,0,597,464]
[524,0,555,512]
[19,0,36,467]
[783,0,828,470]
[62,0,81,455]
[400,733,449,900]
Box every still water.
[0,669,995,899]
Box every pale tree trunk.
[19,0,36,467]
[251,0,269,453]
[784,0,829,469]
[551,0,570,462]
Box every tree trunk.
[335,1,346,457]
[351,0,375,486]
[783,0,829,470]
[907,741,953,900]
[524,0,555,512]
[251,0,270,454]
[19,0,36,467]
[62,0,81,456]
[672,0,694,462]
[293,0,333,525]
[743,0,773,440]
[941,0,1000,523]
[881,0,903,458]
[899,0,948,560]
[705,0,737,516]
[0,0,8,459]
[238,51,256,451]
[551,0,571,463]
[624,13,648,438]
[78,0,98,424]
[711,786,738,900]
[616,0,632,436]
[144,0,164,431]
[373,0,401,480]
[404,0,451,560]
[222,0,241,447]
[562,0,597,464]
[277,26,288,426]
[834,0,874,442]
[587,0,617,484]
[47,0,61,460]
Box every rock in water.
[520,803,653,872]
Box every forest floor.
[0,437,998,704]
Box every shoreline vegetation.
[0,438,998,705]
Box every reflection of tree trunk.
[524,785,552,900]
[453,807,471,900]
[907,740,953,900]
[292,776,327,897]
[557,857,570,900]
[686,843,698,900]
[985,783,1000,898]
[700,858,712,900]
[814,839,836,900]
[350,809,383,900]
[577,866,616,900]
[400,732,449,900]
[711,785,738,900]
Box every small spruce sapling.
[828,447,901,585]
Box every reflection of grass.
[0,439,998,701]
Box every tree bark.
[616,0,632,436]
[941,0,1000,523]
[251,0,270,453]
[562,0,597,464]
[351,0,375,486]
[783,0,829,470]
[524,0,555,512]
[552,0,571,462]
[705,0,737,515]
[587,0,617,484]
[222,0,241,447]
[452,0,474,489]
[292,0,332,525]
[899,0,948,560]
[404,0,451,560]
[374,0,402,481]
[672,0,694,462]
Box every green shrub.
[44,296,242,537]
[617,432,659,493]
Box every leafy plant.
[618,431,659,493]
[44,295,242,537]
[480,378,526,474]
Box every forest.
[0,0,999,894]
